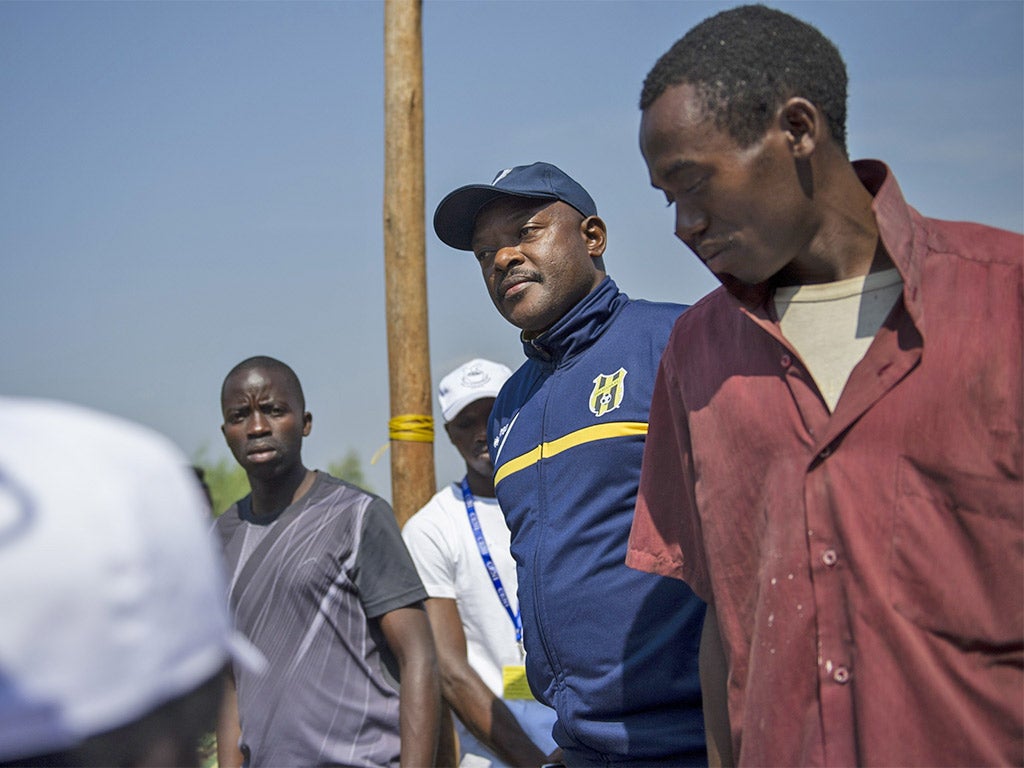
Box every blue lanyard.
[461,477,523,648]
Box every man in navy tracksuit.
[434,163,706,767]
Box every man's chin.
[497,294,541,333]
[467,456,495,479]
[243,459,283,480]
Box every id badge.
[502,664,534,700]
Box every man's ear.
[303,412,312,437]
[581,215,608,258]
[779,97,821,159]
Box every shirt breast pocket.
[891,456,1023,648]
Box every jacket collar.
[521,277,625,366]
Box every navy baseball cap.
[433,162,598,251]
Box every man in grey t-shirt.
[213,356,440,767]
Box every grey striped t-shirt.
[215,472,427,767]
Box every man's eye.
[685,177,705,194]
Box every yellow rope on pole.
[372,414,434,465]
[389,414,434,442]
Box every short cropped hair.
[221,356,306,412]
[640,4,848,154]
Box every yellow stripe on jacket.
[494,421,648,486]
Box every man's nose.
[674,201,708,245]
[247,411,270,436]
[492,244,522,272]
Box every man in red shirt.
[627,5,1023,766]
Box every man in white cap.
[0,397,260,767]
[403,359,558,767]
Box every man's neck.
[464,468,495,499]
[779,154,888,286]
[249,465,315,518]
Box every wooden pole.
[384,7,456,763]
[383,0,435,528]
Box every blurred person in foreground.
[214,355,439,767]
[403,358,559,767]
[627,5,1024,766]
[0,397,259,767]
[433,163,707,767]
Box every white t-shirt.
[403,482,556,767]
[774,267,904,411]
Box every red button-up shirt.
[628,161,1023,766]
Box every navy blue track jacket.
[488,277,707,765]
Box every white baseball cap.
[438,358,512,423]
[0,397,264,762]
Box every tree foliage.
[327,449,371,492]
[192,449,250,517]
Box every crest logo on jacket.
[589,368,627,417]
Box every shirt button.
[833,666,850,684]
[822,549,838,567]
[780,354,791,367]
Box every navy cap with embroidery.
[433,162,598,251]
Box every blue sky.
[2,0,1021,499]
